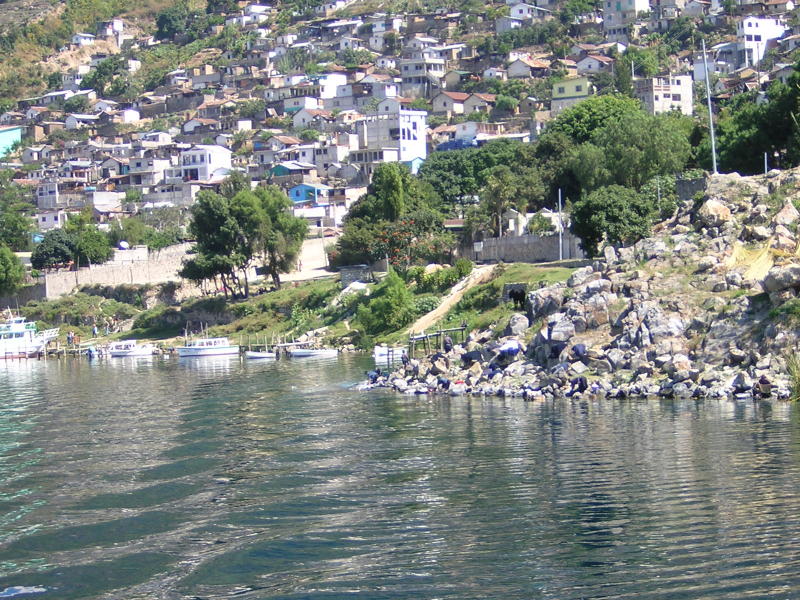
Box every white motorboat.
[0,316,59,359]
[288,348,338,358]
[373,345,408,363]
[245,350,276,359]
[108,340,156,358]
[177,337,240,358]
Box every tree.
[0,245,24,295]
[180,190,252,298]
[31,229,76,270]
[156,2,191,40]
[74,228,113,267]
[206,0,238,13]
[63,95,90,113]
[480,165,525,237]
[370,162,406,221]
[0,210,32,251]
[570,185,653,256]
[355,269,415,334]
[494,95,519,113]
[548,94,642,144]
[255,186,308,289]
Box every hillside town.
[0,0,794,253]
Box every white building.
[736,16,787,66]
[635,75,693,116]
[180,145,232,182]
[353,108,427,172]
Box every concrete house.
[432,91,469,114]
[550,77,593,114]
[576,54,615,74]
[635,75,694,116]
[180,145,232,182]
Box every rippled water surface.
[0,355,800,599]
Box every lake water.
[0,355,799,599]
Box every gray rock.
[527,285,564,321]
[567,266,594,288]
[772,202,800,227]
[504,313,530,337]
[698,199,733,228]
[603,245,619,264]
[549,317,576,342]
[697,255,719,272]
[763,263,800,292]
[744,225,770,241]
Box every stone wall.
[42,243,192,299]
[464,233,585,263]
[0,282,47,309]
[676,177,707,202]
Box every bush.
[356,270,414,334]
[412,295,440,315]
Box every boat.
[245,350,276,359]
[288,347,338,358]
[373,345,408,363]
[0,316,59,359]
[108,340,156,358]
[177,337,240,358]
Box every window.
[557,86,565,93]
[575,85,583,92]
[754,34,762,41]
[672,94,681,101]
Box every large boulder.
[698,199,732,228]
[763,263,800,292]
[527,285,564,321]
[772,202,800,227]
[504,313,530,337]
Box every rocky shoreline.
[364,169,800,401]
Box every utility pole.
[558,188,563,261]
[702,39,718,175]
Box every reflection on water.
[0,357,799,599]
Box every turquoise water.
[0,355,799,599]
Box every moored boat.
[177,337,240,358]
[108,340,156,358]
[245,350,276,359]
[0,316,59,359]
[288,347,338,358]
[372,345,407,363]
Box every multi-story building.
[736,16,787,66]
[603,0,650,41]
[635,75,693,116]
[180,145,232,182]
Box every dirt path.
[407,265,498,334]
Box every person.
[366,368,382,384]
[572,343,588,362]
[754,374,772,398]
[66,331,74,346]
[443,335,453,353]
[567,376,589,396]
[92,324,98,337]
[496,339,522,362]
[401,350,410,367]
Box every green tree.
[74,227,113,267]
[0,210,32,251]
[255,186,308,289]
[0,244,24,295]
[370,162,406,221]
[31,229,76,270]
[548,94,642,144]
[180,190,252,298]
[570,185,653,256]
[480,165,525,237]
[63,95,90,113]
[82,55,125,97]
[156,2,191,40]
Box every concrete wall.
[464,233,585,263]
[43,243,192,298]
[676,177,707,202]
[0,282,47,309]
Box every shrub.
[413,295,440,315]
[356,270,414,334]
